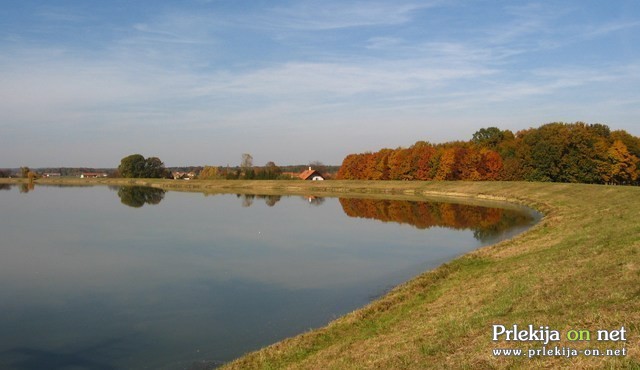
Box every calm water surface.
[0,185,539,369]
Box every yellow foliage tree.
[198,166,219,180]
[602,140,638,185]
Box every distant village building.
[299,167,324,181]
[172,171,196,180]
[80,173,108,178]
[42,173,61,178]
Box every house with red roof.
[299,167,325,181]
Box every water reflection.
[305,196,326,206]
[234,194,326,207]
[113,185,535,242]
[233,194,283,207]
[0,184,539,368]
[20,182,35,193]
[117,186,166,208]
[4,346,117,370]
[340,198,535,242]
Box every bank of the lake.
[2,178,638,368]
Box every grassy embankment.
[3,178,639,369]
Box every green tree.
[118,154,169,178]
[558,124,602,183]
[471,127,505,149]
[118,154,146,178]
[522,123,568,182]
[144,157,169,178]
[262,161,282,179]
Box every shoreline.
[1,177,539,205]
[2,178,638,368]
[1,177,540,212]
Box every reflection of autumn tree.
[20,182,35,193]
[339,198,534,242]
[117,186,165,208]
[472,211,533,241]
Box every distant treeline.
[200,164,340,180]
[0,168,116,177]
[337,122,640,185]
[169,165,340,177]
[1,164,340,179]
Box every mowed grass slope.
[216,181,639,369]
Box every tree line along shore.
[4,122,639,186]
[337,122,640,185]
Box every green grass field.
[3,178,639,369]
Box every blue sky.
[1,1,639,167]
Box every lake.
[0,184,539,369]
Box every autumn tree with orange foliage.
[337,122,640,185]
[602,140,638,185]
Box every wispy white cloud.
[130,23,207,45]
[582,20,640,38]
[218,60,494,98]
[110,12,219,63]
[498,2,569,40]
[1,1,639,167]
[366,37,404,50]
[35,6,92,23]
[266,1,438,30]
